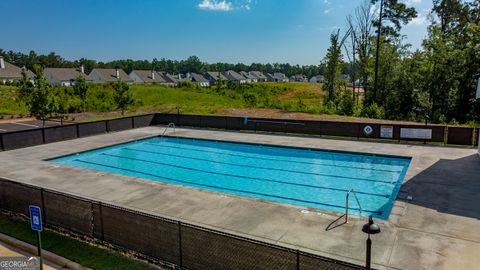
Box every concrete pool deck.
[0,126,478,270]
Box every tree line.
[0,51,334,78]
[323,0,479,124]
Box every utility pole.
[373,0,384,103]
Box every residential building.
[87,68,133,84]
[0,57,35,83]
[177,74,190,82]
[239,71,257,83]
[289,74,308,82]
[222,70,247,84]
[249,71,268,82]
[204,71,228,84]
[129,70,167,84]
[273,73,289,82]
[265,73,275,82]
[309,75,324,83]
[159,72,179,87]
[189,73,210,87]
[44,66,90,86]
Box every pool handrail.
[345,188,363,223]
[161,123,176,137]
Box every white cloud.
[405,0,422,4]
[410,14,427,25]
[197,0,253,12]
[198,0,233,11]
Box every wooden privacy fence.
[0,178,366,270]
[0,113,477,151]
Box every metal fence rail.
[0,178,366,270]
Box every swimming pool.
[51,136,410,220]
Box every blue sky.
[0,0,432,65]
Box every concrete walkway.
[0,126,478,270]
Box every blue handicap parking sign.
[29,205,43,232]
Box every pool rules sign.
[476,77,480,99]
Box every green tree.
[113,79,134,115]
[22,65,58,125]
[338,89,355,116]
[371,0,417,103]
[18,68,32,102]
[73,75,89,112]
[324,30,349,103]
[423,0,479,123]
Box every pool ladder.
[345,188,363,223]
[161,123,176,137]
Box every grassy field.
[131,84,247,114]
[2,83,475,126]
[0,215,160,270]
[0,82,324,117]
[0,85,28,115]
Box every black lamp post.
[362,215,381,270]
[424,114,429,144]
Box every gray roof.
[249,71,267,80]
[205,72,228,81]
[0,58,35,79]
[273,73,288,79]
[44,68,89,81]
[190,73,209,83]
[130,70,167,83]
[88,68,133,83]
[159,72,179,84]
[239,71,256,80]
[265,73,275,80]
[222,70,246,81]
[310,75,324,81]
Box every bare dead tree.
[347,0,376,104]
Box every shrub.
[361,103,385,119]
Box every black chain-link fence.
[0,178,366,270]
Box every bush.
[242,91,258,107]
[361,103,385,119]
[177,81,197,89]
[338,90,354,116]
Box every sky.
[0,0,433,65]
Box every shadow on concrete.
[325,214,347,231]
[398,154,480,220]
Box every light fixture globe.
[362,215,381,235]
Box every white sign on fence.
[380,126,394,138]
[400,128,432,140]
[476,77,480,99]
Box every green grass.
[0,215,160,270]
[0,83,323,117]
[130,84,246,114]
[0,86,28,115]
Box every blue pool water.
[51,137,410,220]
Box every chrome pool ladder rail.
[345,188,363,223]
[161,123,176,137]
